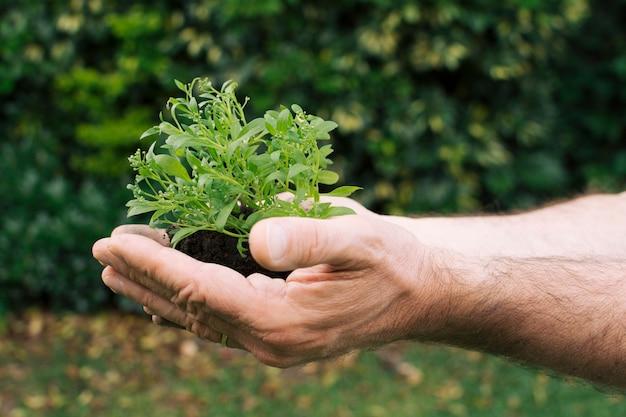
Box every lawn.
[1,309,623,417]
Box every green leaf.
[293,148,307,165]
[165,133,203,150]
[230,118,241,139]
[262,206,296,219]
[248,153,275,175]
[189,96,199,114]
[185,150,203,172]
[237,117,265,142]
[226,138,244,162]
[312,120,338,139]
[319,144,334,159]
[170,227,202,248]
[322,185,362,197]
[126,200,158,217]
[265,170,286,184]
[174,79,186,91]
[323,206,356,217]
[159,121,182,136]
[149,208,174,226]
[264,119,277,136]
[243,210,267,229]
[154,154,191,182]
[294,186,307,203]
[216,199,238,232]
[317,170,339,185]
[288,163,310,179]
[276,108,292,135]
[140,126,161,140]
[320,185,362,197]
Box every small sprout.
[127,78,360,256]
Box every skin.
[92,193,626,389]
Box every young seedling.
[127,78,360,261]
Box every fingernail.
[267,222,287,261]
[103,273,124,295]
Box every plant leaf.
[215,199,238,232]
[288,163,310,179]
[264,115,277,135]
[170,227,202,248]
[159,121,182,136]
[154,154,191,182]
[185,150,203,172]
[265,170,286,184]
[317,170,339,185]
[312,120,338,139]
[270,150,281,162]
[174,79,186,91]
[323,206,356,218]
[276,108,292,135]
[322,185,362,197]
[126,200,158,217]
[189,96,199,114]
[237,117,265,142]
[140,126,161,140]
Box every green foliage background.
[2,0,625,311]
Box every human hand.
[92,200,442,367]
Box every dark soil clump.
[174,229,290,279]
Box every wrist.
[401,245,487,344]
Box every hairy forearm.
[391,193,626,387]
[432,252,626,388]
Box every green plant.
[127,78,360,255]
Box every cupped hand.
[92,200,439,367]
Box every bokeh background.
[1,0,625,415]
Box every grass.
[1,309,623,417]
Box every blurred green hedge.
[2,0,625,311]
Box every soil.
[174,229,290,279]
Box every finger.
[96,234,216,299]
[249,215,384,272]
[111,224,170,246]
[143,306,185,329]
[94,237,180,303]
[103,234,280,323]
[97,234,282,344]
[102,265,184,322]
[151,315,185,329]
[103,266,235,342]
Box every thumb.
[249,215,377,272]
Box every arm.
[390,193,626,388]
[92,193,626,388]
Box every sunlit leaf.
[323,206,356,217]
[312,120,338,139]
[140,126,161,140]
[276,108,292,135]
[237,117,265,142]
[317,170,339,185]
[126,201,158,217]
[153,155,191,182]
[322,185,362,197]
[288,163,311,179]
